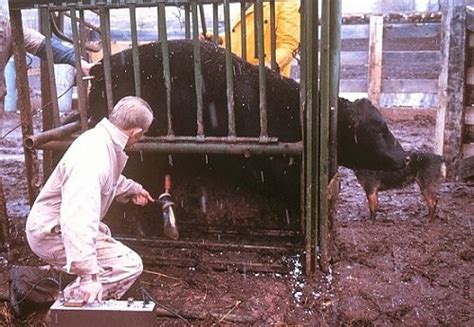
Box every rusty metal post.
[269,0,277,71]
[192,2,204,139]
[329,0,341,179]
[240,0,247,61]
[212,3,219,44]
[299,0,307,239]
[38,7,54,180]
[255,0,268,140]
[199,4,207,35]
[184,3,191,40]
[158,3,174,137]
[10,9,40,204]
[223,0,236,137]
[303,0,319,275]
[40,5,60,128]
[0,178,9,247]
[99,4,114,113]
[129,3,141,97]
[318,0,333,274]
[69,5,88,132]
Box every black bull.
[87,40,405,234]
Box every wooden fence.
[461,8,474,178]
[337,12,442,108]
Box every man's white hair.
[109,96,154,131]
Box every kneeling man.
[26,96,154,304]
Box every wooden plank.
[340,51,368,65]
[383,37,441,51]
[368,16,383,106]
[383,51,441,65]
[467,47,474,66]
[469,33,474,48]
[383,23,441,39]
[462,143,474,158]
[466,107,474,125]
[339,79,368,93]
[383,79,438,93]
[341,24,369,39]
[464,125,474,143]
[435,1,467,179]
[382,65,440,79]
[341,39,368,51]
[467,67,474,85]
[459,154,474,179]
[465,85,474,105]
[340,65,367,79]
[380,93,438,108]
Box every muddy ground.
[0,109,472,326]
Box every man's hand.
[80,59,95,76]
[132,188,154,206]
[80,275,103,304]
[199,32,223,45]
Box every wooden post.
[435,0,466,180]
[367,16,383,107]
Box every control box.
[49,299,156,327]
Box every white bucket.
[54,64,75,112]
[4,57,17,112]
[4,60,75,113]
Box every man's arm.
[115,175,154,205]
[24,28,93,75]
[274,3,300,70]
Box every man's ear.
[131,127,143,138]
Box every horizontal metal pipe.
[117,236,297,252]
[36,139,303,156]
[24,121,82,149]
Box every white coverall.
[26,118,145,301]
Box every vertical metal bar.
[192,2,204,138]
[299,0,307,238]
[303,0,319,275]
[212,3,219,43]
[253,2,258,59]
[223,0,235,137]
[10,9,40,204]
[79,10,88,61]
[69,6,88,132]
[99,4,114,113]
[40,6,60,127]
[129,4,141,97]
[269,0,277,71]
[199,4,207,35]
[255,0,268,140]
[39,8,54,180]
[158,3,174,137]
[240,0,247,60]
[318,0,332,274]
[184,4,191,39]
[329,0,341,179]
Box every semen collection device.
[49,298,156,327]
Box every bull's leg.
[366,191,379,221]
